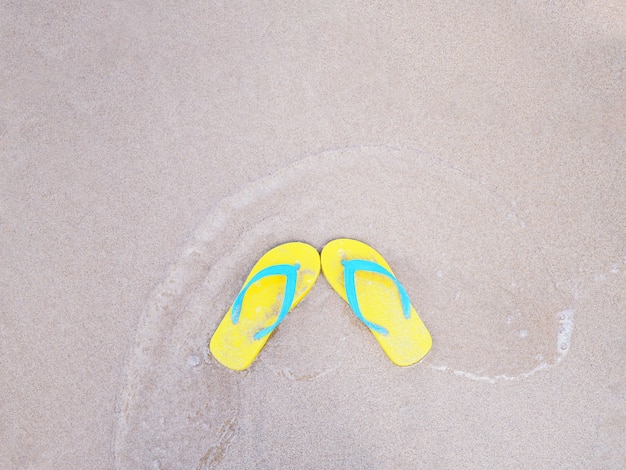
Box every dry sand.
[1,1,625,468]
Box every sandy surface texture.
[2,1,625,468]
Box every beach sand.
[2,2,625,468]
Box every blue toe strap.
[231,263,300,341]
[342,259,411,336]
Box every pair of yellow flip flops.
[209,239,432,370]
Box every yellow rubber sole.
[321,238,432,366]
[210,242,320,370]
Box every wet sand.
[2,2,625,468]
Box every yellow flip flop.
[210,242,320,370]
[321,238,432,366]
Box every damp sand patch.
[115,145,575,468]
